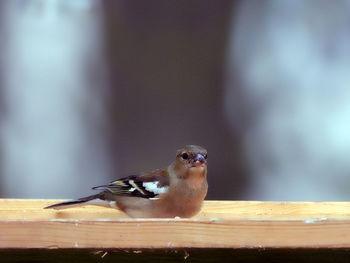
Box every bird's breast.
[185,166,207,189]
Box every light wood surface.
[1,199,350,249]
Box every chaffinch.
[45,145,208,218]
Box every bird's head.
[170,145,208,183]
[176,145,208,168]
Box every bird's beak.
[192,154,206,167]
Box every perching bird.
[45,145,208,218]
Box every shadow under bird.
[45,145,208,218]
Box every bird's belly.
[115,196,155,218]
[116,179,207,218]
[152,189,207,218]
[116,195,204,218]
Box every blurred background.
[1,0,350,201]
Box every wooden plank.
[1,199,350,249]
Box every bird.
[45,145,208,218]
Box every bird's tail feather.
[44,194,108,210]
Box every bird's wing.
[92,169,170,199]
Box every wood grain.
[1,199,350,249]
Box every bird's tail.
[44,193,112,210]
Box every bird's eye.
[204,153,208,159]
[181,153,189,160]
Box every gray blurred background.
[1,0,350,201]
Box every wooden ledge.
[1,199,350,249]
